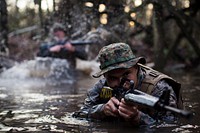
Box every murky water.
[0,58,199,132]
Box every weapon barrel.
[70,41,94,45]
[162,105,193,119]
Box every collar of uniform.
[136,66,145,90]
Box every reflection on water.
[0,59,200,132]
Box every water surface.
[0,59,199,132]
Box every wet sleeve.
[151,80,178,122]
[135,80,178,125]
[138,111,156,125]
[73,79,107,119]
[152,80,177,107]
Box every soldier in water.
[37,22,88,69]
[73,43,182,126]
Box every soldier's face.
[104,66,138,89]
[53,30,65,40]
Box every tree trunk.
[153,3,166,71]
[53,0,56,12]
[0,0,9,56]
[38,0,43,27]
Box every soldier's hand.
[118,98,140,123]
[103,97,120,117]
[64,43,75,52]
[49,45,63,52]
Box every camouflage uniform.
[73,43,181,125]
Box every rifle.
[37,40,94,57]
[114,78,193,119]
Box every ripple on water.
[172,124,199,132]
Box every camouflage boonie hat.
[93,43,146,78]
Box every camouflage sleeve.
[73,79,107,119]
[138,111,156,125]
[152,80,177,107]
[136,80,177,125]
[151,80,178,122]
[137,80,178,125]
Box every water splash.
[0,57,74,89]
[1,57,72,79]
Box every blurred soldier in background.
[37,23,88,69]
